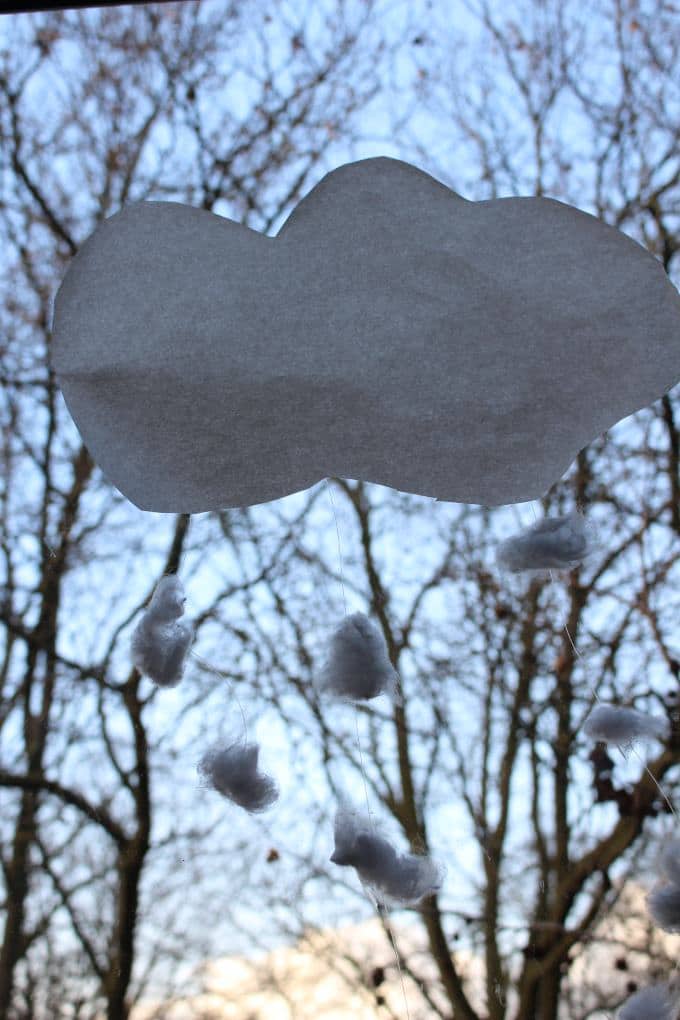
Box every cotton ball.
[320,613,399,702]
[583,704,669,745]
[330,807,443,905]
[131,575,193,687]
[661,840,680,887]
[496,514,597,573]
[647,884,680,933]
[331,807,370,866]
[198,742,278,813]
[146,575,186,621]
[618,984,676,1020]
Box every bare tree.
[1,2,679,1020]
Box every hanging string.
[325,478,411,1020]
[532,502,677,824]
[549,548,676,819]
[326,478,347,616]
[190,650,249,743]
[355,712,375,826]
[376,897,412,1020]
[531,499,678,1017]
[627,449,680,1012]
[325,482,373,809]
[325,479,369,799]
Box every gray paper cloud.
[52,158,680,511]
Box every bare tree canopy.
[0,2,679,1019]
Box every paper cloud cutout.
[52,157,680,511]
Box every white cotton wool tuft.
[131,575,193,687]
[146,575,186,621]
[583,704,669,746]
[198,742,278,813]
[320,613,399,702]
[496,514,598,573]
[647,884,680,933]
[330,807,443,906]
[618,984,676,1020]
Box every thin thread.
[325,479,372,818]
[532,500,677,1015]
[326,478,372,821]
[190,651,249,743]
[559,566,675,821]
[356,711,374,825]
[376,898,412,1020]
[538,505,676,816]
[326,479,347,615]
[630,459,680,1000]
[560,616,673,814]
[326,478,409,1020]
[530,505,616,1020]
[631,748,678,822]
